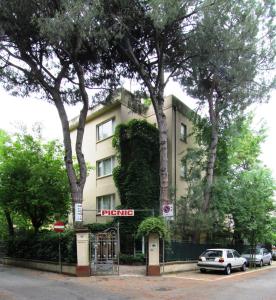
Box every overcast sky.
[0,83,275,182]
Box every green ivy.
[112,119,160,251]
[137,217,168,239]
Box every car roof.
[205,248,235,251]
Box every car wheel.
[241,263,247,272]
[224,265,231,275]
[200,269,206,273]
[269,259,272,266]
[259,260,263,267]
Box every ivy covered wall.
[112,119,160,252]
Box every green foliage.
[112,119,160,236]
[176,115,275,244]
[137,217,168,239]
[0,209,8,239]
[0,131,70,233]
[269,217,276,244]
[87,222,114,233]
[229,167,275,245]
[217,115,266,174]
[0,1,119,226]
[178,0,275,214]
[213,118,275,244]
[6,230,77,263]
[181,0,275,109]
[119,253,145,265]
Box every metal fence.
[164,241,246,262]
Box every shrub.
[87,222,114,233]
[137,217,168,239]
[6,230,76,263]
[119,253,145,265]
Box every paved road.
[0,265,125,300]
[1,264,276,300]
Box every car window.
[201,250,223,258]
[227,250,233,258]
[263,249,268,255]
[233,250,241,258]
[242,248,261,255]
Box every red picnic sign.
[54,221,65,233]
[100,209,135,217]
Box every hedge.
[119,253,145,265]
[6,230,76,263]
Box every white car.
[197,248,247,275]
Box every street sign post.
[54,221,64,273]
[75,203,83,222]
[54,221,65,233]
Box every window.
[201,250,223,258]
[180,160,187,179]
[227,250,234,258]
[233,250,241,258]
[97,194,115,213]
[180,123,187,142]
[97,118,115,141]
[97,156,115,177]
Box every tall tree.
[175,115,275,243]
[97,0,204,210]
[0,129,14,236]
[0,131,70,233]
[179,0,276,212]
[230,167,275,247]
[212,115,275,244]
[0,0,117,224]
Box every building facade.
[69,89,196,224]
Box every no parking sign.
[162,204,174,218]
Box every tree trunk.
[13,49,88,228]
[53,86,88,226]
[31,218,41,235]
[34,226,40,235]
[4,209,14,237]
[123,36,169,214]
[156,105,169,211]
[203,94,219,212]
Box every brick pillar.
[147,233,160,276]
[76,229,90,277]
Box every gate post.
[147,233,160,276]
[76,229,90,277]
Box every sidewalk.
[119,265,146,276]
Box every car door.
[263,249,270,264]
[233,250,243,267]
[226,250,236,268]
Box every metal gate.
[90,226,119,275]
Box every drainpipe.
[173,106,177,219]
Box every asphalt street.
[1,263,276,300]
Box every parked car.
[241,247,272,267]
[197,248,247,275]
[272,247,276,261]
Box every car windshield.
[242,248,261,255]
[200,250,223,258]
